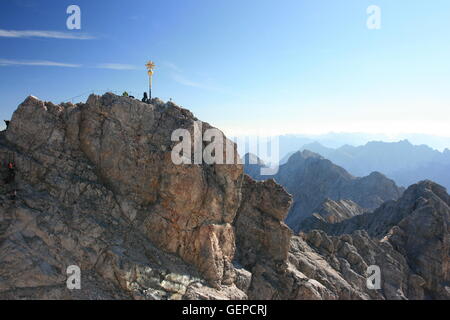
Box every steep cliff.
[0,93,448,300]
[0,93,246,299]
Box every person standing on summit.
[142,92,149,103]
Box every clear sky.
[1,0,449,138]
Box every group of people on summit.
[122,91,152,103]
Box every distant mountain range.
[297,140,450,190]
[244,150,404,232]
[252,133,450,163]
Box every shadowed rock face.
[298,199,366,232]
[236,180,450,300]
[296,181,450,299]
[0,93,448,300]
[312,199,366,224]
[234,175,293,270]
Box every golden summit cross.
[145,61,156,99]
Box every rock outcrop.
[297,181,450,299]
[234,175,292,269]
[0,93,245,299]
[0,93,448,300]
[233,180,450,300]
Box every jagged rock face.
[297,181,450,299]
[292,230,408,300]
[0,93,245,298]
[237,158,449,300]
[233,188,404,301]
[74,94,243,285]
[386,182,450,299]
[1,94,448,300]
[243,179,450,300]
[260,150,403,232]
[232,175,400,300]
[232,175,369,300]
[234,175,292,270]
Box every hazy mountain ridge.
[263,134,450,164]
[298,140,450,190]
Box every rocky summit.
[0,93,449,300]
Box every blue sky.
[1,0,450,137]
